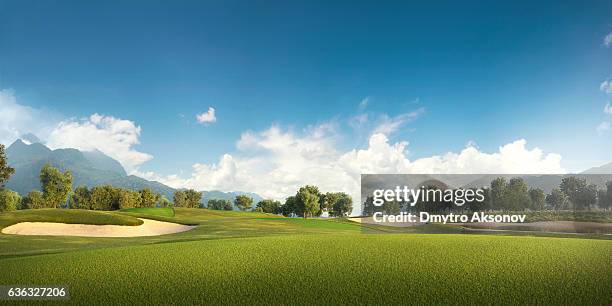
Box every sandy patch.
[1,218,196,237]
[458,221,612,234]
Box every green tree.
[159,196,172,208]
[560,177,599,210]
[383,200,401,215]
[546,188,570,210]
[118,189,141,209]
[21,190,45,209]
[322,192,341,213]
[362,196,376,216]
[602,181,612,211]
[490,177,508,210]
[208,199,232,210]
[234,195,253,211]
[139,188,159,208]
[296,185,320,218]
[173,190,187,207]
[331,193,353,217]
[40,164,72,208]
[0,188,20,212]
[71,186,92,209]
[256,199,281,214]
[280,196,299,217]
[0,144,15,188]
[184,189,202,208]
[173,190,201,208]
[505,177,531,211]
[528,188,545,211]
[91,185,119,210]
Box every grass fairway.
[0,208,610,305]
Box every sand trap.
[1,218,196,237]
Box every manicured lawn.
[0,234,610,305]
[119,207,176,217]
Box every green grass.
[0,234,610,305]
[0,208,611,304]
[119,207,175,217]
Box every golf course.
[0,208,610,305]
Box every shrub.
[21,190,45,209]
[0,188,20,212]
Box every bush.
[0,188,20,212]
[21,190,45,209]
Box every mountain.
[581,162,612,174]
[4,139,172,198]
[4,138,264,204]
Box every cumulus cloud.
[151,123,565,215]
[596,121,610,134]
[196,107,217,124]
[0,89,57,145]
[46,114,153,173]
[604,33,612,47]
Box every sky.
[1,0,611,201]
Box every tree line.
[363,176,612,215]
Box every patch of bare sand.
[459,221,612,234]
[1,218,196,237]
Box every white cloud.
[0,89,57,145]
[605,102,612,115]
[596,121,610,134]
[601,80,612,95]
[604,33,612,47]
[196,107,217,124]
[150,123,565,215]
[46,114,153,173]
[372,108,425,135]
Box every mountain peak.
[19,133,42,144]
[581,162,612,174]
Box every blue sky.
[1,1,611,198]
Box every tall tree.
[506,177,531,211]
[173,191,188,207]
[40,164,72,208]
[528,188,546,211]
[139,188,159,208]
[71,186,92,209]
[21,190,45,209]
[184,189,202,208]
[281,196,299,217]
[546,188,569,210]
[234,195,253,211]
[296,185,320,218]
[489,177,508,210]
[0,144,14,188]
[331,193,353,217]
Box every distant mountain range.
[4,138,263,205]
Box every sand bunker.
[1,218,196,237]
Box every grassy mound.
[119,207,175,217]
[0,209,143,229]
[0,234,609,305]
